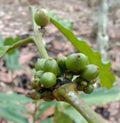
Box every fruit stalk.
[53,83,105,123]
[30,6,38,33]
[33,33,49,59]
[30,6,49,59]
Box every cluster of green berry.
[33,58,59,88]
[29,53,99,100]
[29,58,60,101]
[58,53,99,94]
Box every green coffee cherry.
[35,58,47,71]
[34,70,44,79]
[65,53,89,73]
[34,9,49,27]
[80,81,88,87]
[77,80,88,91]
[44,58,60,75]
[89,79,97,85]
[40,72,56,88]
[76,77,88,87]
[31,79,41,90]
[83,84,94,94]
[57,56,67,70]
[81,64,99,81]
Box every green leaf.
[50,13,115,88]
[5,49,23,73]
[4,37,21,46]
[81,87,120,105]
[0,35,10,57]
[0,36,21,56]
[36,100,57,120]
[0,92,32,103]
[0,108,28,123]
[63,104,87,123]
[49,11,73,31]
[0,35,4,45]
[55,102,87,123]
[54,104,74,123]
[0,46,9,57]
[0,102,27,112]
[41,117,53,123]
[0,36,33,58]
[4,37,21,55]
[0,93,32,123]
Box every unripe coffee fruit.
[81,64,99,81]
[66,53,89,73]
[57,56,67,70]
[35,58,47,71]
[83,84,94,94]
[34,9,49,27]
[44,58,60,75]
[34,70,44,79]
[40,72,56,88]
